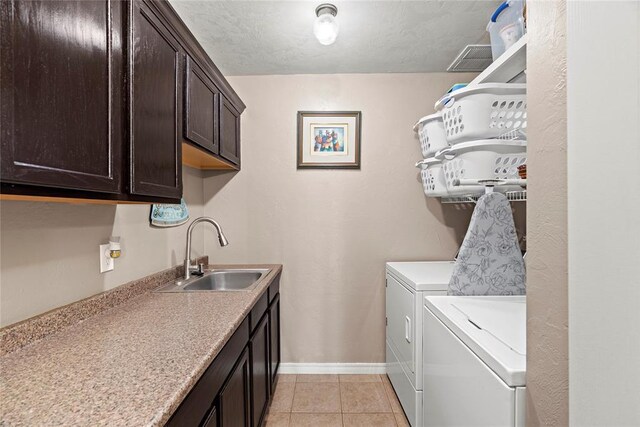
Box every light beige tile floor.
[265,374,411,427]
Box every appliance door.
[423,305,516,427]
[386,273,415,374]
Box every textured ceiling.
[168,0,499,76]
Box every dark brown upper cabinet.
[0,0,123,194]
[219,96,241,167]
[129,0,183,199]
[1,0,245,203]
[184,56,220,155]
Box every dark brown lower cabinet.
[167,285,281,427]
[220,348,251,427]
[202,407,218,427]
[269,294,281,392]
[250,314,270,427]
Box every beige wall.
[1,72,526,368]
[526,0,569,425]
[0,167,205,327]
[202,73,478,363]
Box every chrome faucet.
[183,217,229,280]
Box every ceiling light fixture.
[313,3,339,46]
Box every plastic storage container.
[435,83,527,145]
[416,156,448,197]
[440,140,527,194]
[413,113,448,158]
[487,0,526,61]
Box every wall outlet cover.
[99,244,114,273]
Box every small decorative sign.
[297,111,361,169]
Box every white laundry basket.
[435,83,527,145]
[440,140,527,194]
[416,156,448,197]
[413,113,448,158]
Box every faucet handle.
[198,263,205,274]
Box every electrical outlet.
[100,244,114,273]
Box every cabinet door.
[220,348,251,427]
[202,406,218,427]
[130,0,182,199]
[219,96,240,166]
[0,0,122,193]
[269,295,281,391]
[184,56,219,154]
[250,314,270,427]
[386,274,415,375]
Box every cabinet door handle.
[405,316,412,343]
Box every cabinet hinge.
[385,317,388,326]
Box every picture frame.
[297,111,362,169]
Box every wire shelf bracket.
[439,178,527,204]
[440,190,527,204]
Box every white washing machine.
[422,296,526,427]
[385,261,456,427]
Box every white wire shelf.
[469,33,528,85]
[440,190,527,204]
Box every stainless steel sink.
[155,269,269,293]
[185,271,264,291]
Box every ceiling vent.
[447,45,493,72]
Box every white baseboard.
[278,363,387,375]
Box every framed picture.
[297,111,361,169]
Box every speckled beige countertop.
[0,264,282,426]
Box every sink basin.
[185,271,263,291]
[155,269,269,293]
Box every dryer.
[385,261,456,427]
[422,296,526,427]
